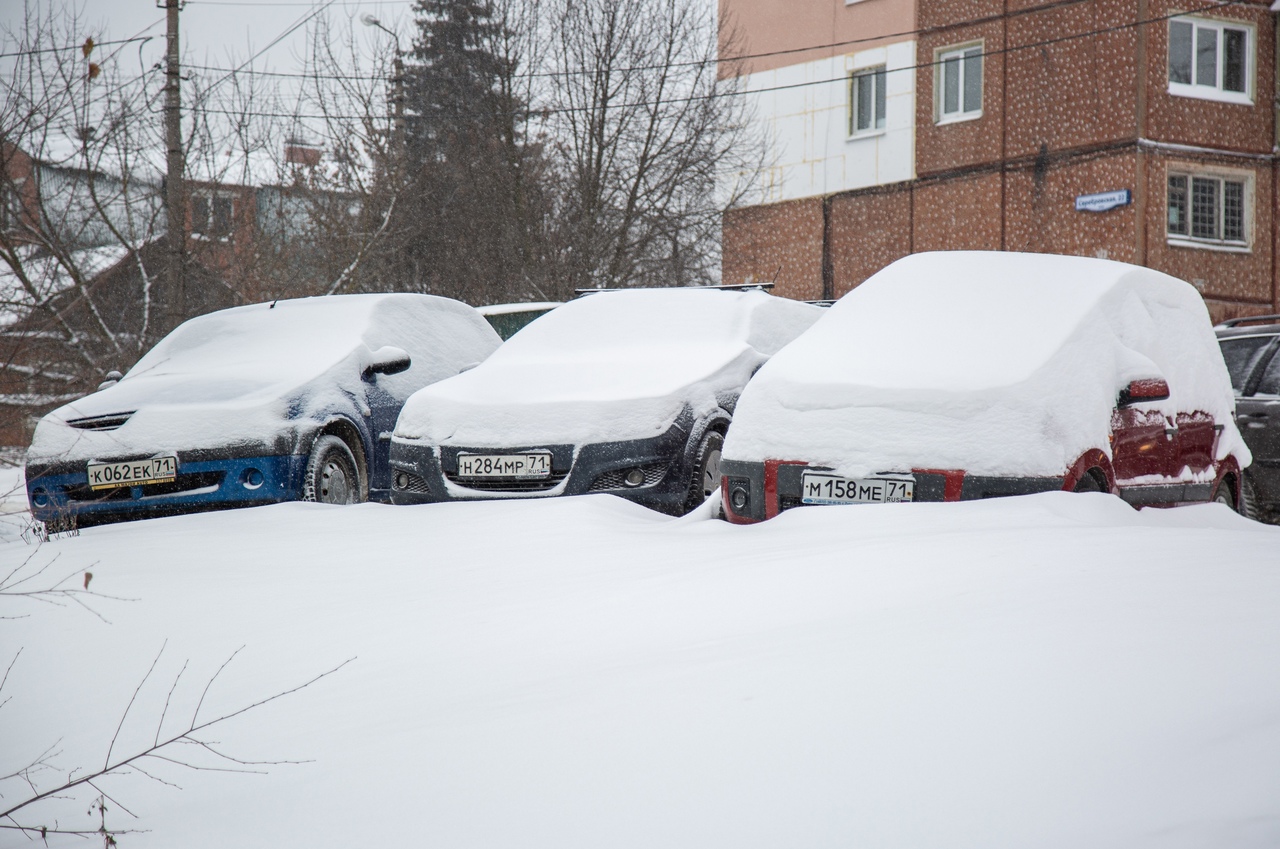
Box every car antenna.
[269,300,277,309]
[771,264,782,287]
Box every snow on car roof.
[724,251,1248,478]
[395,288,823,445]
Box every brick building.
[721,0,1278,322]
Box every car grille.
[66,412,135,431]
[587,462,669,492]
[444,470,569,493]
[779,495,804,512]
[61,471,224,502]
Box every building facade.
[721,0,1278,323]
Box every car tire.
[684,429,724,513]
[303,435,366,505]
[1072,468,1106,494]
[1239,473,1260,520]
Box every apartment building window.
[1168,17,1252,103]
[1167,172,1249,248]
[191,193,234,240]
[849,66,886,135]
[937,43,982,122]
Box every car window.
[1218,335,1276,392]
[1254,347,1280,396]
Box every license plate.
[801,471,914,505]
[87,456,178,490]
[457,452,551,478]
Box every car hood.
[26,369,352,467]
[395,343,759,446]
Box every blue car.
[24,294,501,528]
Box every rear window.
[1218,335,1276,392]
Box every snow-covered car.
[388,288,824,515]
[24,294,501,528]
[1215,314,1280,522]
[719,251,1251,523]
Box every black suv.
[1216,315,1280,522]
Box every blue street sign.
[1075,189,1132,213]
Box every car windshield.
[1218,335,1275,392]
[126,298,374,383]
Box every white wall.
[741,40,916,204]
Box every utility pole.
[163,0,186,332]
[361,15,405,153]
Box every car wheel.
[1072,468,1106,494]
[684,429,724,513]
[303,435,365,505]
[1239,473,1260,520]
[1212,482,1235,510]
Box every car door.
[1237,339,1280,509]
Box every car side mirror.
[1118,377,1170,407]
[97,370,123,391]
[363,346,411,380]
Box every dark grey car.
[1216,315,1280,521]
[389,288,823,515]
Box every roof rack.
[1217,314,1280,328]
[573,282,774,296]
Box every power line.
[0,35,156,60]
[176,0,1255,90]
[173,0,1263,123]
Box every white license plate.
[457,452,551,478]
[87,456,178,490]
[801,471,914,505]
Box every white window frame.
[1166,167,1252,252]
[848,65,887,137]
[935,42,983,124]
[1167,16,1254,105]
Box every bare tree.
[545,0,764,291]
[0,555,352,843]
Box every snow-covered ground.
[3,492,1279,848]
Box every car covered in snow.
[1215,313,1280,522]
[719,251,1250,523]
[388,288,824,514]
[24,294,501,527]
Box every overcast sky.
[5,0,416,71]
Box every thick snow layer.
[27,294,500,463]
[395,289,823,445]
[475,301,563,316]
[724,252,1249,478]
[2,494,1278,848]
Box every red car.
[718,252,1250,522]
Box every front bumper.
[25,454,307,527]
[719,459,1066,523]
[389,417,696,515]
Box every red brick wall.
[1003,150,1139,260]
[912,173,1005,253]
[722,198,825,300]
[1004,0,1140,158]
[827,189,914,298]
